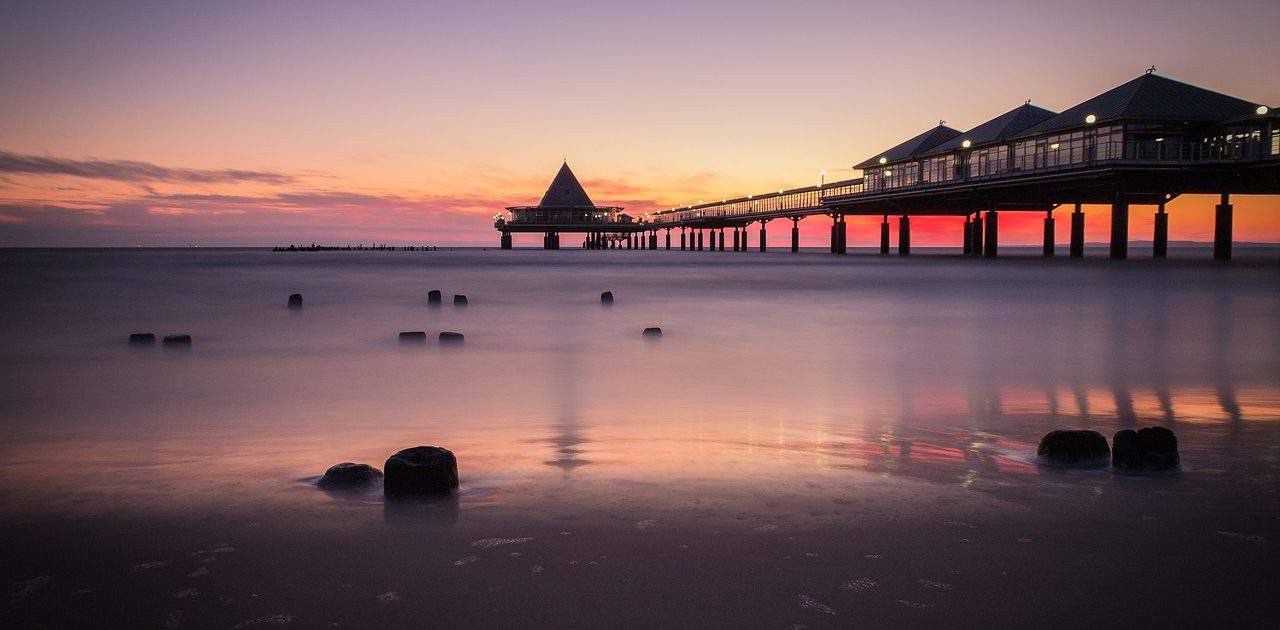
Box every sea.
[1,246,1277,628]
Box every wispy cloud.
[0,150,295,185]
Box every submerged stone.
[129,333,155,346]
[600,291,614,305]
[1112,427,1180,472]
[453,295,468,306]
[439,331,465,345]
[398,331,427,343]
[1037,429,1110,467]
[642,326,662,337]
[287,293,303,309]
[427,289,442,306]
[317,462,382,489]
[162,335,192,347]
[384,446,459,495]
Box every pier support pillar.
[680,229,686,251]
[740,226,748,252]
[1070,205,1084,258]
[500,231,512,250]
[719,228,726,251]
[1153,203,1168,258]
[899,215,911,256]
[733,227,741,251]
[1043,211,1055,257]
[760,222,767,252]
[697,230,703,251]
[665,229,671,251]
[838,215,847,254]
[791,217,800,253]
[651,231,658,250]
[829,217,837,254]
[1110,196,1129,260]
[880,216,890,255]
[984,210,998,258]
[971,215,983,257]
[963,216,972,255]
[1214,194,1232,261]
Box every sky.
[1,0,1278,247]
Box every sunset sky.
[2,0,1278,247]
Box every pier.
[497,72,1278,260]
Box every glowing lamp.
[961,139,972,148]
[878,157,888,164]
[1085,114,1097,124]
[884,170,893,176]
[1050,143,1060,150]
[1258,105,1270,115]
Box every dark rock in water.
[427,290,442,306]
[439,331,465,345]
[317,462,382,489]
[1037,430,1110,467]
[453,294,468,306]
[129,333,155,346]
[384,446,459,495]
[287,293,303,309]
[399,331,427,343]
[1112,427,1180,472]
[642,326,662,337]
[600,291,614,305]
[162,335,192,347]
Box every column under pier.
[1110,196,1129,260]
[983,210,998,258]
[1043,212,1055,257]
[1154,203,1168,258]
[1069,204,1084,258]
[1214,194,1232,261]
[899,215,911,256]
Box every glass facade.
[968,146,1009,178]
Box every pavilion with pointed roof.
[495,162,632,250]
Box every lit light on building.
[1258,105,1270,115]
[1085,114,1097,124]
[878,157,887,164]
[961,139,972,148]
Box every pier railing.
[651,137,1275,225]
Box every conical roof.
[855,124,963,169]
[923,103,1057,156]
[1021,73,1262,135]
[537,162,595,207]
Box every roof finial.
[938,119,946,126]
[1146,65,1156,74]
[1025,98,1031,105]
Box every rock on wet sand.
[317,462,383,489]
[398,331,427,343]
[439,331,465,345]
[162,335,191,347]
[642,326,662,338]
[1037,429,1110,467]
[427,289,442,306]
[129,333,156,346]
[1112,426,1180,472]
[287,293,303,309]
[453,294,468,306]
[600,291,614,305]
[384,446,459,495]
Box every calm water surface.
[1,248,1277,628]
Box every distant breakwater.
[273,244,439,252]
